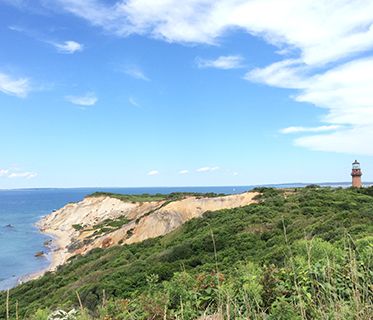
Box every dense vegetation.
[88,192,225,203]
[1,187,372,319]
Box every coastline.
[1,188,259,292]
[13,191,260,287]
[18,225,68,285]
[0,223,61,291]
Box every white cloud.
[251,57,373,154]
[8,25,83,54]
[54,0,373,155]
[8,172,37,179]
[128,97,140,107]
[196,166,219,173]
[147,170,159,176]
[280,125,341,134]
[294,126,373,155]
[196,55,244,69]
[54,0,373,63]
[123,66,149,81]
[233,172,239,176]
[66,92,98,106]
[0,168,37,179]
[0,169,9,177]
[0,72,31,97]
[54,40,83,54]
[179,169,189,175]
[245,59,308,89]
[8,25,26,32]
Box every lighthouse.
[351,160,362,188]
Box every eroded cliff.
[37,192,258,271]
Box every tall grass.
[3,187,372,319]
[5,233,372,319]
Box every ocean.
[0,183,355,291]
[0,186,253,290]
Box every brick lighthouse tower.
[351,160,362,188]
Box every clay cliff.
[37,192,258,272]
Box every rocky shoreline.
[18,231,62,284]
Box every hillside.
[1,187,373,319]
[36,191,258,272]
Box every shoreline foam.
[19,227,69,284]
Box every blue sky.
[1,0,373,188]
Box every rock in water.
[43,239,52,247]
[34,251,45,257]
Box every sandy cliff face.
[37,192,258,272]
[126,192,258,244]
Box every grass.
[1,187,372,319]
[88,192,226,203]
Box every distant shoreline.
[1,182,371,191]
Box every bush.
[2,187,373,319]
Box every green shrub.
[2,187,373,319]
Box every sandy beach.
[17,191,260,285]
[17,192,259,285]
[19,227,69,284]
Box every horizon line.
[1,181,369,191]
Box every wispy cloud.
[245,59,307,89]
[9,25,83,54]
[280,125,341,134]
[53,1,373,62]
[248,57,373,154]
[65,92,98,106]
[53,40,83,54]
[196,166,219,173]
[179,169,189,175]
[0,169,10,177]
[123,66,149,81]
[8,172,38,179]
[0,168,37,179]
[0,72,31,97]
[196,55,244,69]
[147,170,159,176]
[128,97,140,107]
[48,0,373,154]
[8,25,27,33]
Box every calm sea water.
[0,186,255,290]
[0,183,355,291]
